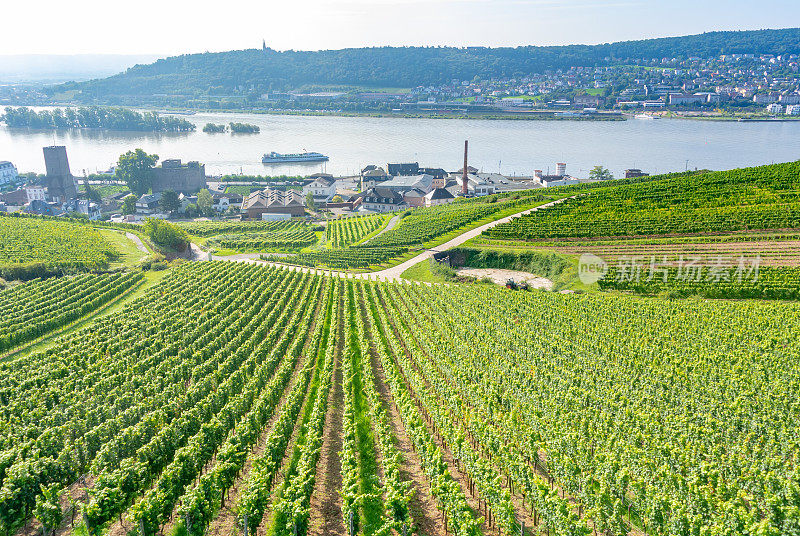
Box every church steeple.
[262,39,267,51]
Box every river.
[2,110,800,178]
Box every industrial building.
[241,188,305,219]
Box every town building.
[63,199,101,220]
[302,175,337,203]
[779,93,800,105]
[178,193,198,212]
[0,188,29,210]
[766,103,784,114]
[418,167,448,181]
[668,94,706,106]
[43,145,78,203]
[360,166,390,190]
[534,164,581,188]
[212,192,243,212]
[136,192,162,214]
[24,200,65,217]
[402,188,427,208]
[355,187,408,213]
[574,94,604,107]
[241,188,305,219]
[424,187,455,207]
[0,161,18,185]
[152,159,206,193]
[25,186,47,202]
[380,174,434,194]
[387,162,420,176]
[624,169,650,179]
[786,105,800,116]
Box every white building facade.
[0,161,18,185]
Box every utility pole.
[462,140,469,196]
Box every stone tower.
[43,146,77,202]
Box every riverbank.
[624,111,800,122]
[39,102,626,122]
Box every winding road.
[205,198,568,282]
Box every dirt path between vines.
[203,285,326,536]
[307,295,346,536]
[358,296,445,536]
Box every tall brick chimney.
[462,140,469,196]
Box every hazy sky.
[2,0,800,56]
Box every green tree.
[589,166,614,181]
[197,189,213,214]
[122,194,138,215]
[143,218,189,251]
[84,183,102,203]
[305,192,316,211]
[117,149,159,196]
[159,189,180,214]
[331,194,343,203]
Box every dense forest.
[55,28,800,100]
[1,106,195,132]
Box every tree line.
[1,106,195,132]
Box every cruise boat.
[634,113,658,120]
[262,151,329,163]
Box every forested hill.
[57,28,799,98]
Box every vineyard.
[207,222,321,252]
[0,216,119,278]
[326,214,389,248]
[1,261,799,536]
[179,220,310,238]
[484,162,800,240]
[598,264,800,299]
[472,232,800,268]
[0,272,142,353]
[284,193,548,269]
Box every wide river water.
[2,110,799,178]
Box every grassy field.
[98,229,150,267]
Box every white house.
[136,192,162,214]
[212,193,243,212]
[533,166,581,188]
[302,176,337,202]
[357,187,407,213]
[767,103,784,115]
[786,105,800,116]
[25,186,47,202]
[0,161,18,185]
[424,187,455,207]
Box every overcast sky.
[2,0,799,56]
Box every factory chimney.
[462,140,469,196]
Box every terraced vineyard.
[286,193,548,269]
[180,220,309,237]
[0,272,142,352]
[2,261,799,536]
[326,214,389,248]
[485,162,800,240]
[0,215,119,278]
[208,222,320,252]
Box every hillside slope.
[56,28,800,100]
